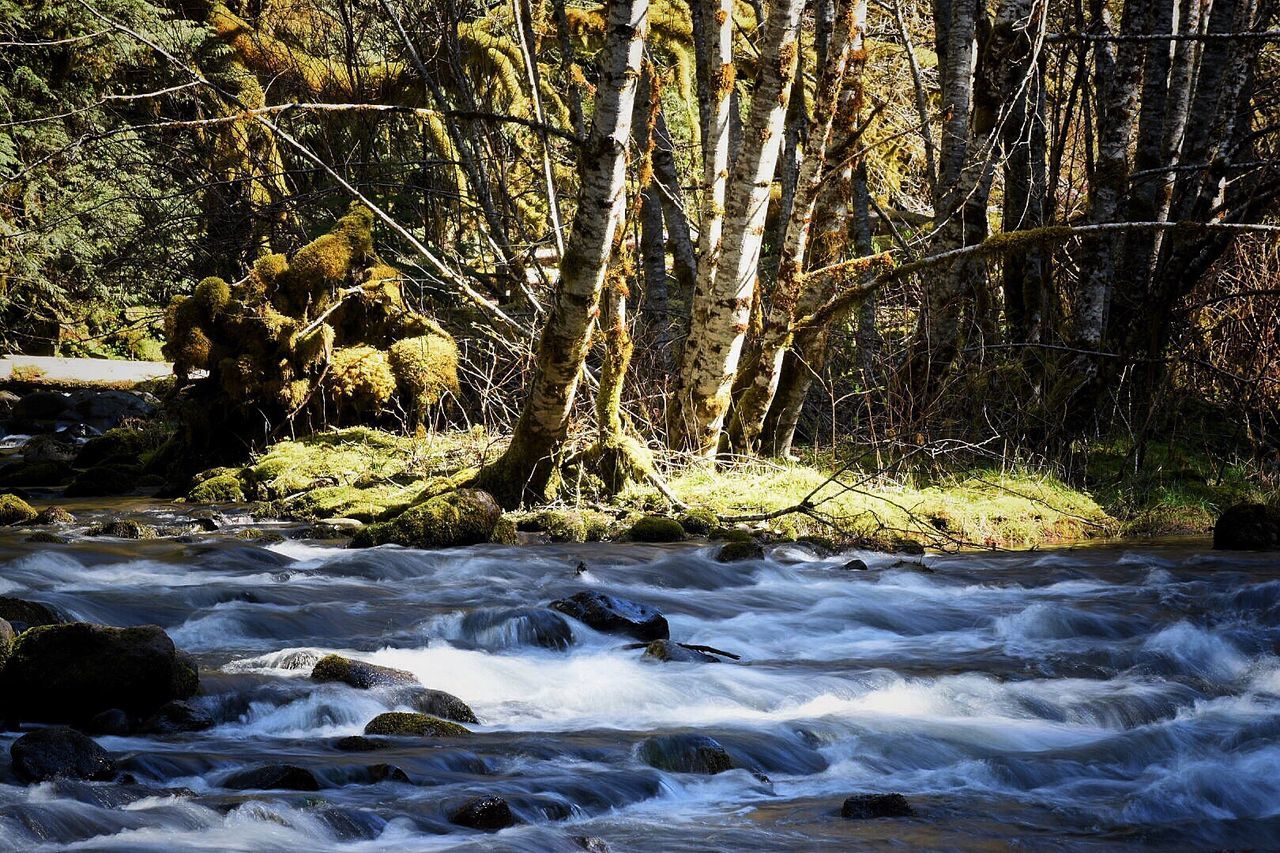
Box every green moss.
[26,531,69,544]
[288,483,415,522]
[518,509,589,542]
[76,426,168,468]
[363,711,470,737]
[0,494,38,525]
[679,509,717,535]
[629,515,685,542]
[388,333,460,418]
[491,514,519,544]
[187,473,245,503]
[715,540,765,562]
[326,346,396,413]
[350,489,501,548]
[194,276,231,320]
[35,506,76,524]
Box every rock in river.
[311,654,419,689]
[0,622,198,723]
[841,793,914,819]
[448,795,516,831]
[10,727,116,783]
[1213,503,1280,550]
[638,734,733,775]
[363,712,470,737]
[549,591,669,641]
[223,764,321,792]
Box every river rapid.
[1,509,1279,851]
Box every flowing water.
[2,508,1279,851]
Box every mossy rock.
[35,506,76,524]
[288,484,413,523]
[26,531,69,545]
[350,489,502,549]
[715,540,765,563]
[0,618,14,670]
[64,464,143,498]
[0,460,74,488]
[362,711,470,737]
[520,510,588,543]
[629,515,685,542]
[74,426,166,469]
[679,509,718,536]
[0,494,38,525]
[187,474,245,504]
[311,654,418,689]
[87,520,159,539]
[710,526,755,543]
[491,515,519,545]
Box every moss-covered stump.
[0,494,37,525]
[628,515,685,542]
[0,622,198,723]
[350,489,502,549]
[363,711,470,737]
[310,654,418,689]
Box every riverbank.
[178,427,1273,550]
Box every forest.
[2,0,1277,538]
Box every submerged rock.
[310,654,419,689]
[26,531,68,544]
[628,515,684,542]
[332,735,389,752]
[10,727,116,783]
[350,489,502,549]
[363,711,470,737]
[715,540,764,563]
[140,700,215,734]
[0,622,198,723]
[86,708,132,736]
[638,734,733,775]
[549,591,669,641]
[1213,503,1280,550]
[448,795,516,831]
[223,764,321,791]
[841,558,870,571]
[841,793,913,819]
[459,607,574,650]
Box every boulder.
[140,700,215,734]
[0,597,63,631]
[10,727,116,783]
[332,735,389,752]
[459,607,575,650]
[448,795,516,831]
[363,711,470,737]
[0,622,198,723]
[841,558,870,571]
[34,506,76,525]
[628,515,685,542]
[0,460,74,488]
[642,640,721,664]
[549,591,669,641]
[0,618,14,668]
[86,520,159,539]
[1213,503,1280,550]
[86,708,132,736]
[350,489,502,549]
[841,793,913,819]
[65,465,144,498]
[25,531,68,545]
[406,688,479,724]
[364,763,410,783]
[678,509,717,536]
[0,389,19,418]
[638,734,733,775]
[310,654,419,689]
[715,540,764,563]
[223,764,320,791]
[70,390,156,428]
[0,494,37,525]
[14,391,73,422]
[21,435,77,463]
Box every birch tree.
[669,0,807,455]
[476,0,649,506]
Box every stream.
[1,508,1279,851]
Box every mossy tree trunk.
[726,0,866,454]
[669,0,807,456]
[475,0,649,507]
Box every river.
[1,508,1278,851]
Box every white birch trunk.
[670,0,807,455]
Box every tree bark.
[475,0,649,506]
[727,0,867,454]
[670,0,807,455]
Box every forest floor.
[194,427,1272,550]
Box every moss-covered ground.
[193,427,1276,549]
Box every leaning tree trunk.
[670,0,807,456]
[727,0,867,454]
[475,0,649,507]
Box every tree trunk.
[727,0,867,454]
[652,109,698,299]
[670,0,807,455]
[475,0,649,507]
